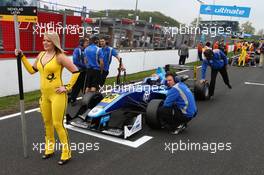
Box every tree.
[257,29,264,37]
[240,21,256,34]
[190,17,202,27]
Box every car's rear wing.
[164,64,198,82]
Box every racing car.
[66,66,208,139]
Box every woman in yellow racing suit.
[15,31,79,165]
[238,43,248,67]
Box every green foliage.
[90,9,180,27]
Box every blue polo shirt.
[73,47,87,70]
[84,44,104,70]
[164,82,197,118]
[101,46,118,71]
[201,49,228,79]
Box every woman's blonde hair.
[44,31,65,54]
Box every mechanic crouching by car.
[158,72,197,134]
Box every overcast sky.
[52,0,263,31]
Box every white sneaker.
[171,130,180,135]
[171,124,185,135]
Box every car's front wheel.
[146,99,164,129]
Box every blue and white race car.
[66,67,192,139]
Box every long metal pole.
[210,0,215,25]
[193,3,201,47]
[131,0,138,50]
[14,13,28,158]
[135,0,138,19]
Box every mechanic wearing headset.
[15,31,79,165]
[99,36,125,86]
[158,72,197,134]
[201,49,232,99]
[69,38,89,103]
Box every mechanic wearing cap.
[84,35,104,92]
[201,49,232,98]
[99,36,125,86]
[69,38,89,103]
[158,72,197,134]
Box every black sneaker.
[42,153,54,159]
[58,158,71,165]
[227,84,232,89]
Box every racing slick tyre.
[194,81,210,101]
[146,99,164,129]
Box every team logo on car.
[143,91,150,102]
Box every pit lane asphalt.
[0,66,264,175]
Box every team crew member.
[238,43,248,67]
[158,72,197,134]
[178,40,189,65]
[15,31,79,165]
[84,35,104,92]
[69,38,89,103]
[204,41,212,51]
[99,36,125,86]
[197,42,203,61]
[233,42,238,55]
[218,40,225,53]
[213,41,219,50]
[201,49,232,98]
[225,42,229,56]
[258,40,264,68]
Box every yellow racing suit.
[21,52,79,160]
[238,46,248,66]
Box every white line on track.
[244,82,264,86]
[65,125,153,148]
[0,108,40,121]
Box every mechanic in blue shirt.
[84,35,104,92]
[69,38,90,103]
[159,72,197,134]
[99,36,125,86]
[201,49,232,98]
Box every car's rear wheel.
[194,81,210,101]
[146,99,164,129]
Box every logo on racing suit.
[47,73,56,82]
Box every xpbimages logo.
[30,21,100,37]
[32,140,100,154]
[164,140,232,154]
[163,25,232,38]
